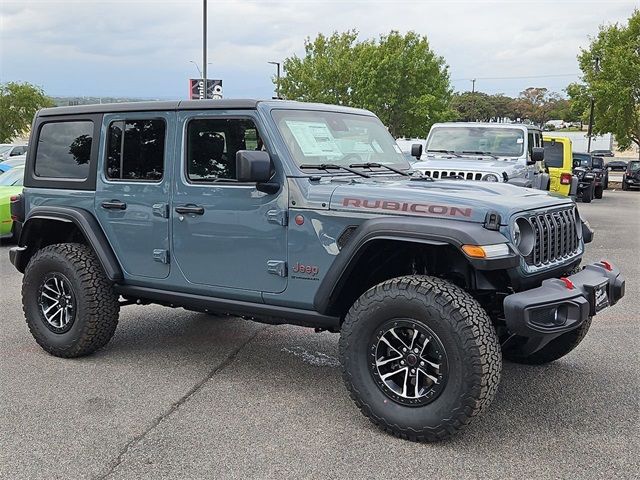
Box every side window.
[35,121,93,179]
[106,119,165,181]
[186,118,260,182]
[527,133,534,157]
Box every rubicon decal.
[341,198,472,218]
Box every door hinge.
[153,249,169,264]
[267,260,287,277]
[152,203,169,218]
[266,209,288,226]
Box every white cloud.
[0,0,636,99]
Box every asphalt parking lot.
[0,190,638,480]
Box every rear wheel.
[340,275,501,442]
[22,243,120,358]
[503,317,592,365]
[622,177,628,190]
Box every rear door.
[95,111,174,279]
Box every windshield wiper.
[460,150,499,159]
[426,149,462,157]
[299,163,370,178]
[348,162,410,177]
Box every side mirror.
[573,159,581,168]
[411,143,423,159]
[236,150,272,183]
[530,147,544,164]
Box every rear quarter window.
[35,121,93,179]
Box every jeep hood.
[329,178,571,224]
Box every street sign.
[189,79,223,100]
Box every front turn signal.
[462,244,510,259]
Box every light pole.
[202,0,208,99]
[586,56,600,153]
[190,60,203,78]
[268,61,281,99]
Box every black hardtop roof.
[36,99,376,117]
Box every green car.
[0,166,24,240]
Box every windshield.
[592,157,603,168]
[272,110,410,169]
[426,126,525,157]
[0,168,24,186]
[630,161,640,172]
[574,155,592,168]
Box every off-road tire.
[594,185,603,199]
[502,317,592,365]
[339,275,502,442]
[622,178,628,190]
[582,184,594,203]
[22,243,120,358]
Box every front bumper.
[503,261,625,337]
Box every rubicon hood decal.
[342,197,472,218]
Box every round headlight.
[513,217,535,256]
[482,173,499,182]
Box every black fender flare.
[13,206,123,281]
[313,216,518,315]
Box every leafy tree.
[451,92,496,121]
[514,87,563,126]
[565,82,590,127]
[577,9,640,156]
[0,82,54,143]
[279,31,453,137]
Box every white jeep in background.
[412,122,545,188]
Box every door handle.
[175,205,205,215]
[101,200,127,210]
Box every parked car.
[622,160,640,190]
[606,160,628,171]
[9,100,625,442]
[412,122,547,188]
[591,156,609,189]
[0,166,24,240]
[0,154,26,169]
[573,152,605,201]
[542,135,578,197]
[590,149,614,157]
[0,144,28,161]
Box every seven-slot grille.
[419,170,485,180]
[524,206,580,267]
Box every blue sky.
[0,0,636,100]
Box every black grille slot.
[337,226,358,250]
[524,207,579,267]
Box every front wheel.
[339,275,502,442]
[582,184,594,203]
[595,185,603,199]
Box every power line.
[452,73,580,81]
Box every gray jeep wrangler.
[9,100,625,441]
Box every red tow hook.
[600,260,613,272]
[560,277,575,290]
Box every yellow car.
[542,135,576,197]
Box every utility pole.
[471,78,476,93]
[202,0,208,99]
[586,56,600,153]
[268,61,281,99]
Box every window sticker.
[285,121,342,157]
[516,138,524,144]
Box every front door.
[171,111,288,294]
[95,112,173,279]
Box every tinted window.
[543,141,564,168]
[187,118,260,181]
[35,121,93,179]
[592,157,603,168]
[106,119,165,181]
[629,161,640,172]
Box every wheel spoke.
[379,336,402,356]
[409,328,418,350]
[41,291,58,303]
[376,353,402,367]
[380,366,408,381]
[401,368,409,397]
[420,358,440,370]
[389,328,410,350]
[44,284,59,296]
[417,367,439,384]
[43,301,60,315]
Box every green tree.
[0,82,54,143]
[279,31,453,137]
[451,92,496,121]
[514,87,563,126]
[565,82,590,127]
[577,10,640,156]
